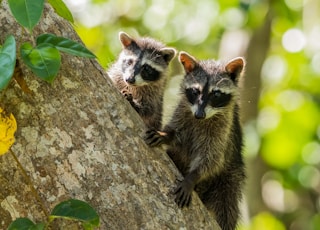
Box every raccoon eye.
[142,65,153,75]
[191,87,200,95]
[125,59,134,66]
[186,87,200,103]
[140,65,160,81]
[209,90,232,108]
[212,90,222,98]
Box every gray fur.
[145,52,246,230]
[108,32,176,129]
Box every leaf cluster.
[0,0,96,91]
[1,1,100,229]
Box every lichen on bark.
[0,1,220,229]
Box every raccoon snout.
[126,77,135,84]
[194,110,206,119]
[194,101,206,119]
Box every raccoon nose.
[126,77,135,84]
[195,110,206,119]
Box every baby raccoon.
[145,51,246,230]
[107,32,176,129]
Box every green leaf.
[7,218,44,230]
[1,35,16,59]
[20,42,61,83]
[47,0,74,23]
[8,0,45,32]
[0,35,16,91]
[34,223,45,230]
[36,34,96,58]
[0,54,13,90]
[50,199,100,229]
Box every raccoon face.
[119,32,176,86]
[179,51,244,119]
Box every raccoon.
[145,51,246,230]
[107,32,176,129]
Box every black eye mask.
[208,90,232,108]
[140,64,160,81]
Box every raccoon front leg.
[122,91,144,116]
[174,170,200,208]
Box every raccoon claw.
[174,180,192,208]
[125,94,133,102]
[144,129,164,147]
[121,90,133,101]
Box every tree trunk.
[0,1,220,229]
[242,10,273,217]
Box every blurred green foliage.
[65,0,320,229]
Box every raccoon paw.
[144,129,166,147]
[174,180,193,208]
[121,89,133,101]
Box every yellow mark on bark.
[0,107,17,155]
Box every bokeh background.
[64,0,320,229]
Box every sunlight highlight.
[261,55,287,85]
[282,28,306,53]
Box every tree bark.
[0,1,219,229]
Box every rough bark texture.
[0,1,220,229]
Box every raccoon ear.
[225,57,245,83]
[160,48,176,63]
[179,51,197,73]
[119,32,135,48]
